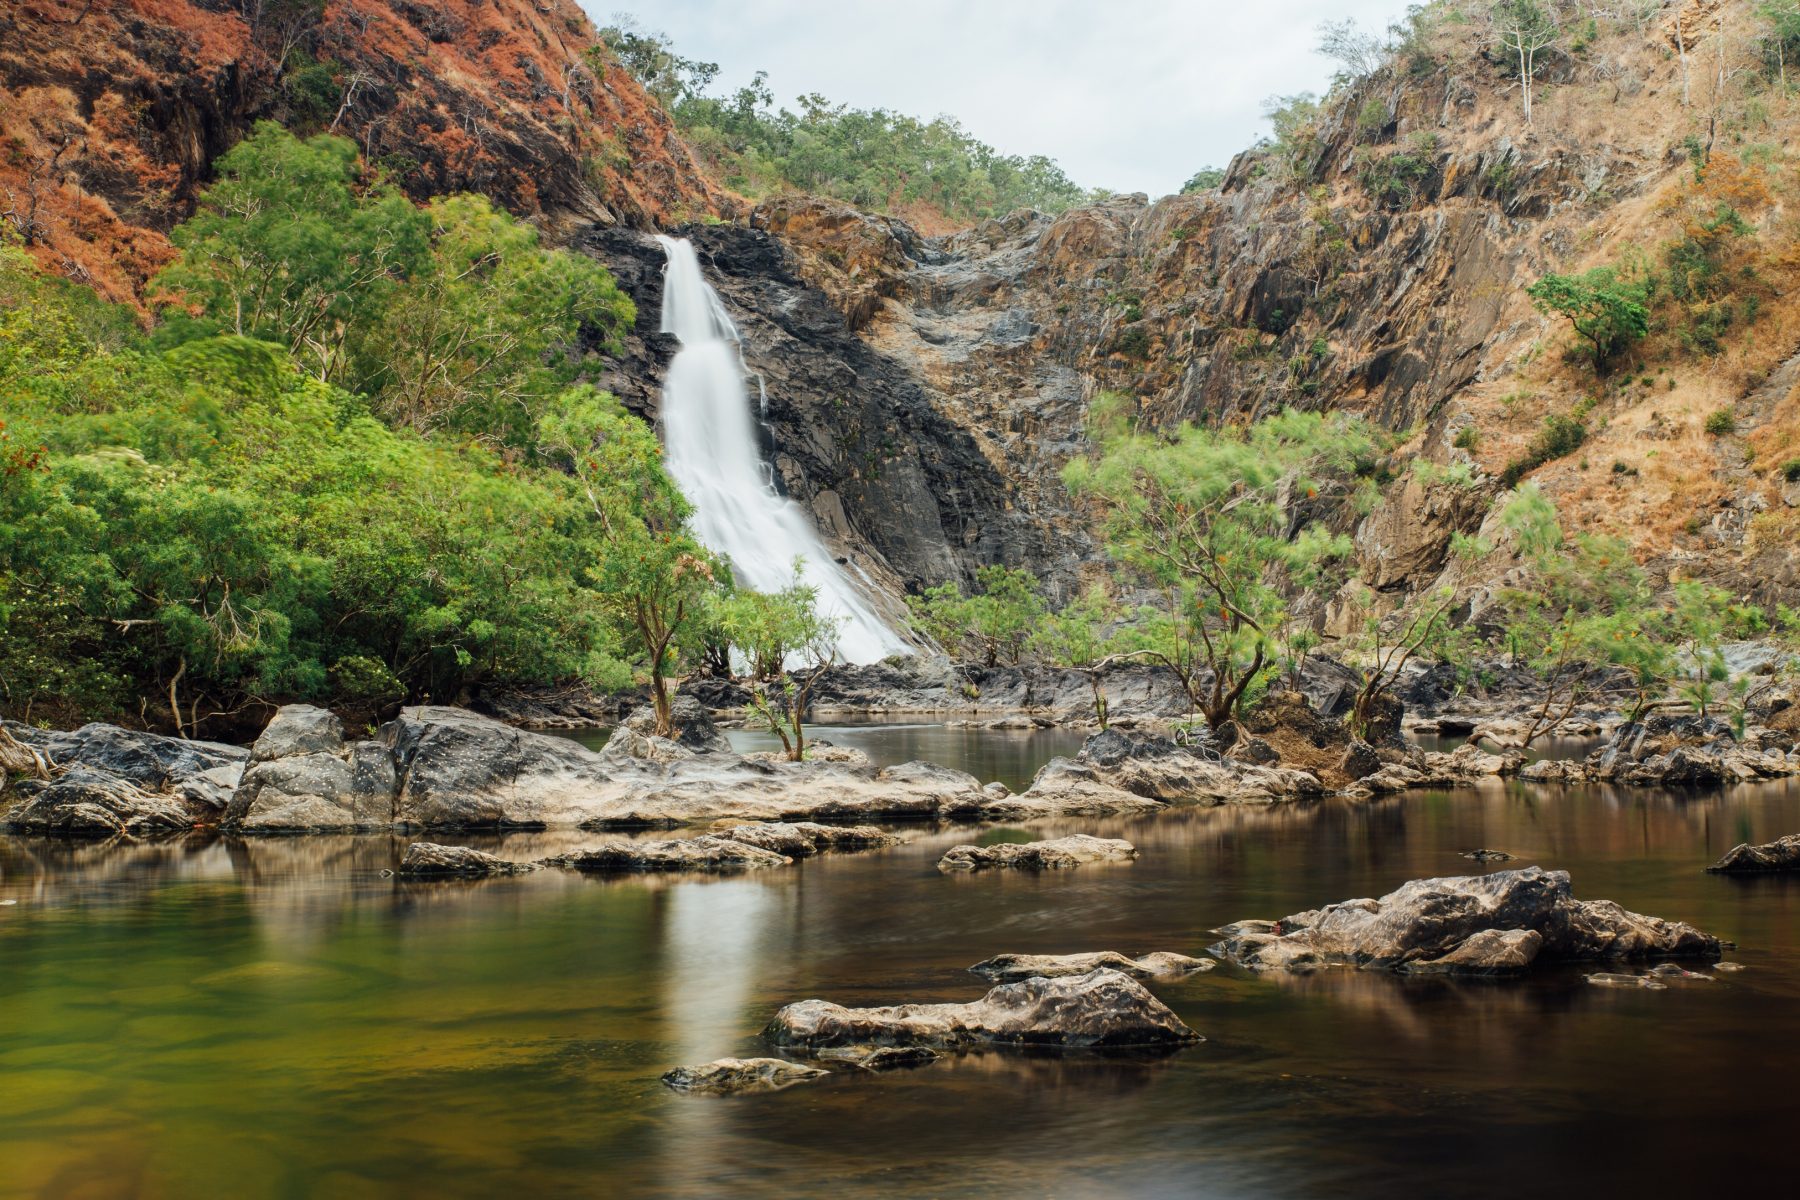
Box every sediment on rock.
[1209,866,1719,975]
[660,1058,829,1095]
[969,951,1214,983]
[937,834,1137,872]
[764,968,1202,1050]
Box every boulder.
[1706,833,1800,874]
[3,765,201,835]
[621,697,731,754]
[1209,867,1719,974]
[227,706,397,831]
[711,821,901,857]
[3,720,247,792]
[937,834,1137,872]
[599,725,693,765]
[396,843,535,877]
[545,834,792,873]
[1339,739,1384,781]
[660,1058,828,1095]
[1002,730,1324,817]
[764,968,1202,1050]
[386,706,617,827]
[968,951,1214,983]
[250,705,345,760]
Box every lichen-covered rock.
[937,834,1137,872]
[1209,867,1718,974]
[660,1058,828,1095]
[545,835,792,873]
[4,720,246,793]
[396,843,536,878]
[969,951,1214,983]
[4,766,201,835]
[1706,833,1800,874]
[620,697,731,754]
[764,968,1202,1050]
[227,705,398,831]
[712,821,901,857]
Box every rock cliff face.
[0,0,726,302]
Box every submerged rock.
[764,968,1201,1050]
[545,835,792,873]
[1461,848,1516,862]
[815,1045,941,1070]
[1209,867,1719,975]
[1586,972,1668,990]
[713,821,901,857]
[660,1057,829,1095]
[1706,834,1800,874]
[396,843,535,878]
[937,834,1137,872]
[969,951,1214,983]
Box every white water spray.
[654,236,910,664]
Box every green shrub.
[1781,458,1800,482]
[1500,413,1589,486]
[1704,408,1737,436]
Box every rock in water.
[764,968,1201,1050]
[713,822,901,857]
[1209,867,1719,974]
[4,765,200,835]
[968,951,1214,983]
[227,705,396,831]
[1706,833,1800,874]
[544,835,792,873]
[396,843,535,878]
[937,834,1137,872]
[660,1058,829,1095]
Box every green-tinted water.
[3,770,1799,1197]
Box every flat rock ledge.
[396,843,536,878]
[764,968,1202,1050]
[969,951,1214,983]
[1706,833,1800,874]
[711,821,902,857]
[937,834,1137,872]
[545,835,793,874]
[1208,866,1719,976]
[660,1057,828,1095]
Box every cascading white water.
[654,235,911,664]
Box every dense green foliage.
[598,18,1096,221]
[907,567,1047,669]
[718,567,841,760]
[0,125,715,734]
[1065,402,1377,729]
[1526,267,1650,371]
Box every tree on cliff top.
[1065,401,1375,731]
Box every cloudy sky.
[580,1,1421,198]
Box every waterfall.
[653,236,911,664]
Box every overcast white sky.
[581,1,1421,198]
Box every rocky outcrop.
[660,1058,828,1096]
[968,951,1214,983]
[1706,834,1800,874]
[993,730,1326,818]
[1,719,245,834]
[619,698,732,754]
[2,765,201,835]
[936,834,1137,872]
[1209,867,1719,975]
[1,0,727,303]
[395,843,536,878]
[1362,742,1521,793]
[764,969,1202,1050]
[227,706,395,831]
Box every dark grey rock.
[396,843,535,877]
[250,705,345,761]
[1707,833,1800,874]
[545,835,792,873]
[5,765,199,835]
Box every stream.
[2,727,1798,1196]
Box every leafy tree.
[1341,585,1462,738]
[1317,18,1389,83]
[1064,404,1375,730]
[354,193,634,444]
[907,566,1046,668]
[1181,167,1225,194]
[151,122,428,381]
[538,386,717,737]
[1526,267,1649,371]
[718,567,841,760]
[1031,585,1127,728]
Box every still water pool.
[2,740,1799,1197]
